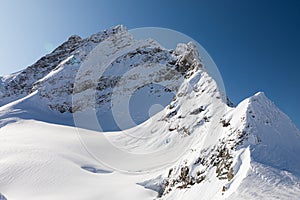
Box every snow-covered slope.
[0,25,125,107]
[0,25,300,200]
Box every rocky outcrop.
[0,25,126,106]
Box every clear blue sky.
[0,0,299,129]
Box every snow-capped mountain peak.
[0,25,299,200]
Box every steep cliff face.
[0,25,126,107]
[1,25,215,131]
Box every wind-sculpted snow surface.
[0,25,300,200]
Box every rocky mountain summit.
[0,25,125,106]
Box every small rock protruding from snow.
[88,24,127,43]
[174,42,203,73]
[67,35,82,42]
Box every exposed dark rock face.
[0,25,126,106]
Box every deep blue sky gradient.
[0,0,299,128]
